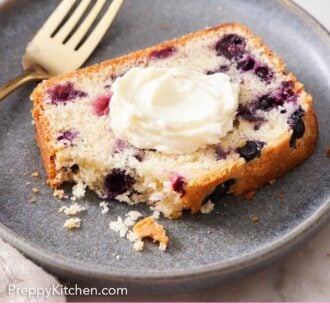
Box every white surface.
[293,0,330,31]
[0,239,65,302]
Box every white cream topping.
[109,67,239,154]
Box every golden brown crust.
[31,22,318,216]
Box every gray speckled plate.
[0,0,329,294]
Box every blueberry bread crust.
[31,23,318,219]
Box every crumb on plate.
[133,216,169,251]
[327,147,330,157]
[58,203,86,216]
[133,240,144,252]
[99,201,109,214]
[63,218,81,230]
[200,200,215,214]
[72,180,86,199]
[244,191,256,201]
[251,215,259,223]
[53,189,67,199]
[109,216,129,238]
[31,171,39,177]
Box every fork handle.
[0,71,51,101]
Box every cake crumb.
[110,212,145,251]
[268,179,276,185]
[63,218,81,230]
[99,201,109,214]
[53,189,67,199]
[124,210,142,226]
[31,171,39,177]
[28,198,36,204]
[72,180,86,199]
[278,192,285,200]
[133,240,144,251]
[59,203,86,216]
[25,182,31,186]
[133,216,169,251]
[200,200,215,214]
[244,191,256,201]
[126,210,142,221]
[126,230,140,243]
[109,216,128,237]
[32,187,39,194]
[326,147,330,157]
[251,215,259,223]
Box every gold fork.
[0,0,123,101]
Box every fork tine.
[54,0,92,43]
[77,0,123,57]
[34,0,77,38]
[67,0,108,49]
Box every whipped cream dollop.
[109,67,240,154]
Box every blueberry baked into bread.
[31,23,318,219]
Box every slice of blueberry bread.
[31,23,318,219]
